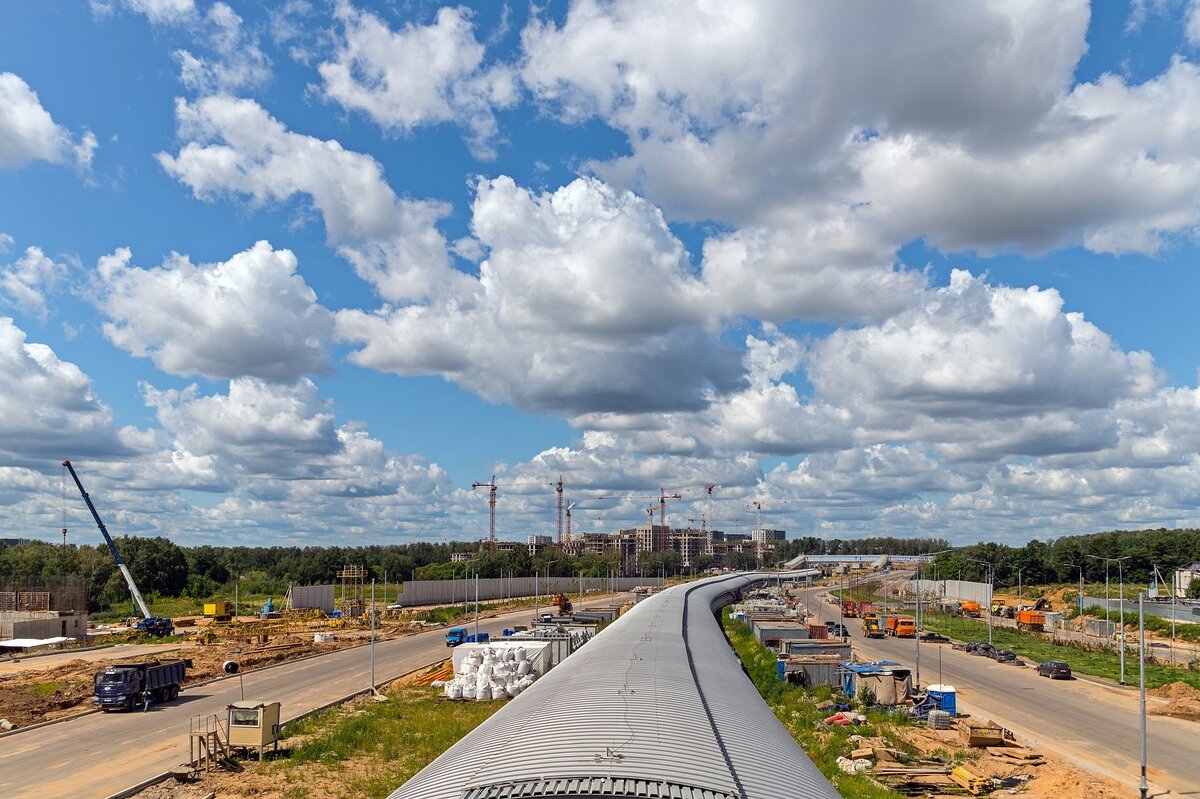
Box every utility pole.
[474,573,479,641]
[370,578,376,694]
[1139,591,1148,799]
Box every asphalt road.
[0,596,625,799]
[802,585,1200,796]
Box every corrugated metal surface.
[387,571,838,799]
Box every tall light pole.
[1065,562,1084,619]
[1139,591,1148,799]
[1091,554,1131,684]
[915,549,953,691]
[967,557,993,645]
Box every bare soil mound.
[1149,681,1200,722]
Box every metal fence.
[1082,595,1200,625]
[907,579,992,606]
[289,584,335,613]
[390,576,664,607]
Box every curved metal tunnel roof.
[387,572,841,799]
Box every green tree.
[1188,578,1200,599]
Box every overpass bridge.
[387,571,839,799]
[782,552,932,569]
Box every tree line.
[4,528,1195,613]
[928,528,1200,590]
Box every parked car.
[919,631,950,643]
[1036,660,1073,679]
[988,648,1017,662]
[827,623,849,637]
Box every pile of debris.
[850,719,1045,796]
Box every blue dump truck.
[445,627,489,646]
[93,659,190,711]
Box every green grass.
[264,685,503,797]
[90,593,276,622]
[919,610,1200,689]
[28,682,61,697]
[720,616,907,799]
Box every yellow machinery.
[226,700,281,761]
[950,765,990,795]
[203,601,232,622]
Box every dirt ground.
[1149,680,1200,722]
[0,620,421,728]
[888,721,1128,798]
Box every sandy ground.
[1149,681,1200,722]
[883,722,1129,798]
[0,622,416,728]
[0,644,183,676]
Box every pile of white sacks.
[436,645,537,701]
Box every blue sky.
[3,1,1200,547]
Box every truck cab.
[893,617,916,638]
[93,667,141,710]
[446,627,467,647]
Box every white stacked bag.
[443,645,537,701]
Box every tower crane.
[61,460,173,636]
[555,476,564,545]
[564,501,577,542]
[472,475,498,553]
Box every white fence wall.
[391,576,664,607]
[907,579,993,606]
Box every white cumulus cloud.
[0,72,97,172]
[0,246,68,320]
[95,240,333,381]
[319,3,517,158]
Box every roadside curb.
[103,660,441,799]
[0,641,381,741]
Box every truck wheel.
[169,685,179,701]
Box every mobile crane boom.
[61,459,155,623]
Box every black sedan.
[1036,660,1073,679]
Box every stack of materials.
[441,645,537,701]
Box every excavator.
[552,592,573,615]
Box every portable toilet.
[226,701,282,760]
[926,684,956,715]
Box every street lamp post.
[1090,554,1131,684]
[967,558,993,645]
[915,549,953,691]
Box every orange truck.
[1016,609,1046,631]
[886,615,916,637]
[959,600,981,617]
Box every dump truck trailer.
[93,659,189,711]
[1016,609,1046,631]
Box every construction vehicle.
[959,600,981,617]
[203,601,232,623]
[552,592,573,615]
[1016,609,1046,631]
[840,599,859,618]
[861,612,885,639]
[62,460,174,637]
[93,659,190,711]
[886,615,916,637]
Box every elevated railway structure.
[388,571,839,799]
